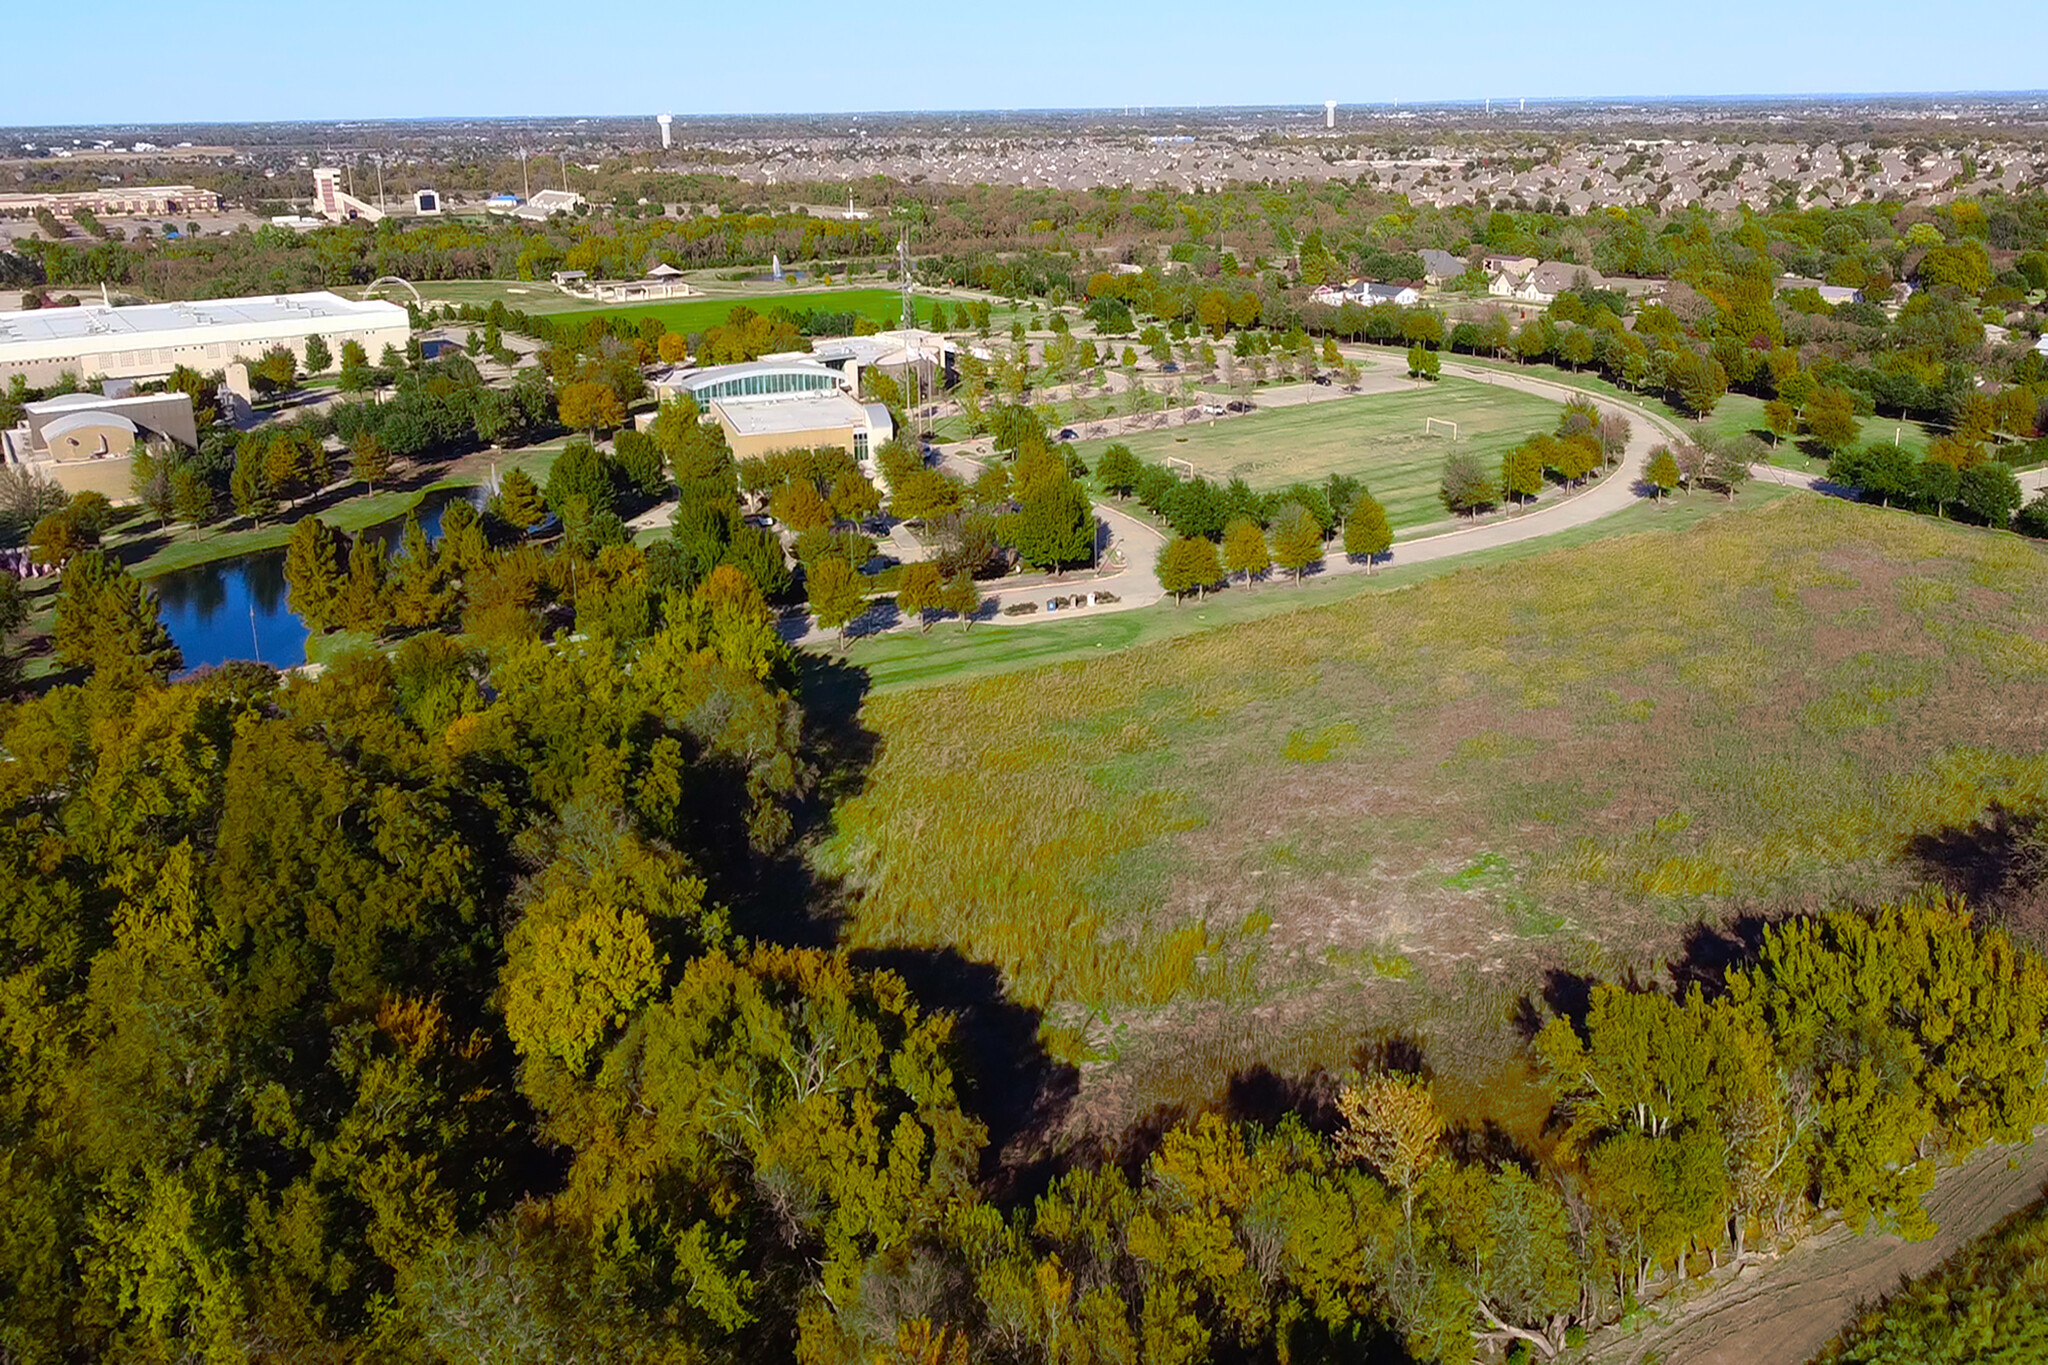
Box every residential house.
[1419,249,1466,283]
[1492,261,1605,305]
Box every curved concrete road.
[790,359,1686,644]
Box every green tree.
[1006,480,1095,574]
[1096,443,1142,499]
[1645,446,1681,500]
[1343,489,1392,569]
[230,436,276,524]
[249,344,298,395]
[1804,387,1861,453]
[1270,501,1324,582]
[331,532,390,632]
[171,464,215,526]
[1668,350,1729,418]
[129,444,176,528]
[1763,399,1797,447]
[806,555,867,648]
[1220,516,1270,586]
[283,515,348,633]
[889,466,965,523]
[1156,535,1222,603]
[1406,344,1441,380]
[52,549,183,681]
[612,428,668,499]
[28,507,94,567]
[1957,461,2022,526]
[939,568,984,628]
[350,431,391,493]
[545,440,617,519]
[338,338,373,392]
[769,480,834,533]
[388,511,457,629]
[558,380,625,438]
[1500,439,1545,503]
[895,560,944,631]
[303,333,332,374]
[829,472,882,525]
[1440,451,1498,515]
[494,466,547,530]
[262,427,329,509]
[1915,458,1960,517]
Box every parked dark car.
[1058,428,1079,441]
[1312,373,1333,386]
[1161,361,1180,373]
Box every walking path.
[1583,1128,2048,1365]
[787,359,1684,645]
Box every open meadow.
[818,495,2048,1134]
[1074,377,1564,529]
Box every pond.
[148,486,483,674]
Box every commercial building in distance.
[0,291,411,387]
[0,185,224,219]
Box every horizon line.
[5,89,2048,133]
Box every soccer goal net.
[1424,417,1461,440]
[1165,456,1196,479]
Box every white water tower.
[656,113,673,149]
[1324,100,1337,129]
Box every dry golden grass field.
[818,496,2048,1134]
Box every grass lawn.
[1070,377,1564,530]
[846,483,1793,695]
[1692,391,1942,468]
[531,288,948,337]
[819,493,2048,1131]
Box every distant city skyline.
[4,0,2045,126]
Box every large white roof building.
[0,290,411,387]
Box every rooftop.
[710,391,873,437]
[0,291,407,349]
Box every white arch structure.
[361,276,423,306]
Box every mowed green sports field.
[536,288,943,335]
[1077,377,1563,529]
[411,280,947,334]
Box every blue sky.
[5,0,2044,125]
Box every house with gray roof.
[1419,249,1466,283]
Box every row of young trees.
[1436,400,1635,516]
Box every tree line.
[3,605,2041,1365]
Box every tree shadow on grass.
[1908,803,2045,904]
[1907,803,2048,952]
[727,651,878,951]
[1670,914,1774,996]
[850,945,1079,1198]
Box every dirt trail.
[1585,1131,2048,1365]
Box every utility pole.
[560,152,569,193]
[519,147,530,201]
[898,226,924,443]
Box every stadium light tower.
[1324,100,1337,130]
[657,113,673,150]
